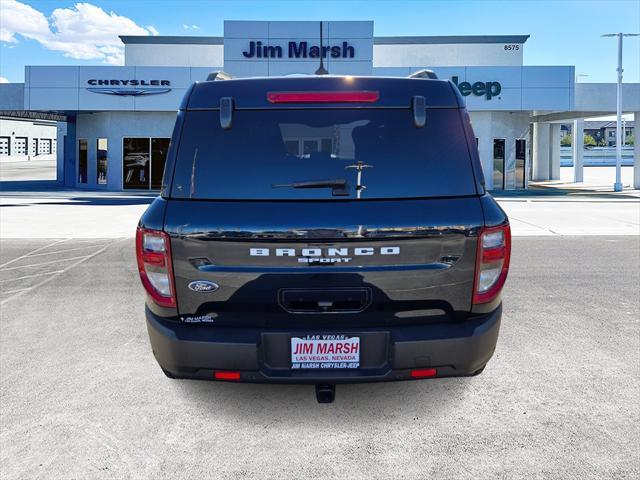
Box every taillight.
[136,227,176,308]
[267,91,379,103]
[473,224,511,304]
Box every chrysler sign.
[87,79,171,96]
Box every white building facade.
[2,21,639,191]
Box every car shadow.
[174,376,472,422]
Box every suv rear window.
[170,108,477,200]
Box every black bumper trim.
[146,304,501,383]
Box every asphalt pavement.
[0,158,57,182]
[1,236,638,479]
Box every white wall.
[0,117,57,163]
[374,43,523,67]
[75,111,177,189]
[125,44,224,67]
[24,66,218,112]
[574,83,640,112]
[23,65,575,114]
[223,21,373,77]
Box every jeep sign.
[451,76,502,100]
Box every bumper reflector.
[410,368,437,378]
[214,371,241,381]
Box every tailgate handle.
[220,97,234,129]
[412,95,426,128]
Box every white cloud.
[0,76,10,83]
[0,1,159,65]
[182,24,199,30]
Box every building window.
[123,137,170,190]
[78,139,88,184]
[38,139,52,155]
[283,137,333,157]
[608,131,616,138]
[0,136,9,156]
[97,138,108,185]
[13,137,27,155]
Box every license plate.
[291,335,360,369]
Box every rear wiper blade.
[272,178,350,196]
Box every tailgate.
[165,197,482,327]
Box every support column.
[635,112,640,190]
[56,122,67,185]
[478,135,494,191]
[63,116,76,187]
[532,122,551,180]
[572,119,584,182]
[549,124,561,180]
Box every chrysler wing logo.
[86,79,171,96]
[87,87,171,96]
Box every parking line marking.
[0,270,66,283]
[1,287,33,295]
[0,241,118,306]
[0,255,92,272]
[21,243,111,258]
[0,238,70,269]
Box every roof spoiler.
[408,69,438,79]
[206,71,234,81]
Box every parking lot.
[1,227,638,478]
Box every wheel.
[470,366,486,376]
[161,367,177,379]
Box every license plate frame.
[290,335,360,370]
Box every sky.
[0,0,639,84]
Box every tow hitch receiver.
[315,384,336,403]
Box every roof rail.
[408,69,438,80]
[206,71,234,81]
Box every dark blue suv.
[136,75,511,402]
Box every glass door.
[492,139,505,190]
[515,139,526,189]
[151,138,170,190]
[78,139,88,184]
[123,138,150,190]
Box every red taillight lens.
[215,371,241,381]
[473,224,511,304]
[136,227,176,308]
[267,91,379,104]
[411,368,438,378]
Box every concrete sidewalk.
[1,187,638,238]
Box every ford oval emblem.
[188,281,219,293]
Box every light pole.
[601,33,639,192]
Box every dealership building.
[0,20,638,191]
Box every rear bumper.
[146,305,502,383]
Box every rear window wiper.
[272,178,350,197]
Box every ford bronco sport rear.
[136,75,510,402]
